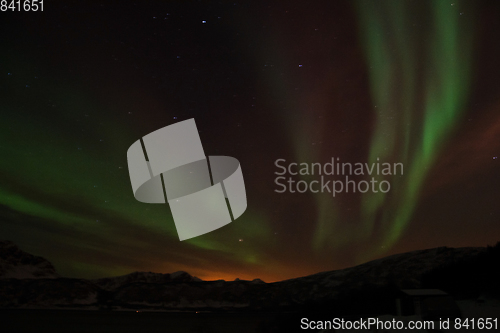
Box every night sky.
[1,0,500,283]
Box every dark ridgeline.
[1,240,498,311]
[1,241,499,332]
[421,241,500,299]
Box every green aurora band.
[0,68,270,278]
[354,0,475,258]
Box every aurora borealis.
[1,0,500,283]
[356,0,476,259]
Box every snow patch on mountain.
[0,240,58,279]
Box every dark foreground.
[0,310,305,333]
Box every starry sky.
[1,0,500,282]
